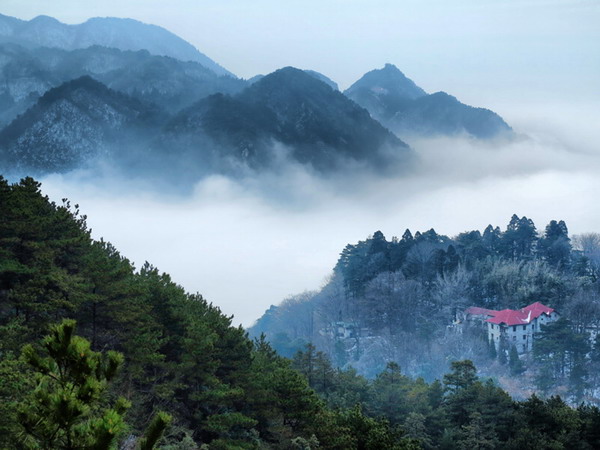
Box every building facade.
[466,302,559,353]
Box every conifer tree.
[509,345,525,375]
[17,319,130,449]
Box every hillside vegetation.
[1,177,600,448]
[251,216,600,403]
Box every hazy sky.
[4,0,600,326]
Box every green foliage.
[332,405,420,450]
[17,319,129,449]
[458,411,499,450]
[534,318,590,389]
[0,351,32,446]
[443,360,477,394]
[139,411,173,450]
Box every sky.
[3,0,600,326]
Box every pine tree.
[17,319,171,449]
[459,412,499,450]
[17,319,130,449]
[509,345,525,375]
[539,220,571,269]
[443,360,477,394]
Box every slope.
[0,76,164,174]
[166,67,410,171]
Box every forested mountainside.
[0,76,165,172]
[0,43,245,128]
[250,216,600,403]
[344,64,512,139]
[163,67,409,171]
[1,177,600,449]
[0,14,232,76]
[0,176,415,448]
[1,69,411,179]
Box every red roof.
[485,302,555,326]
[522,301,554,316]
[465,307,498,316]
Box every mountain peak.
[169,65,410,172]
[382,63,402,73]
[38,75,111,106]
[345,68,512,139]
[346,65,427,100]
[343,65,427,125]
[246,66,336,98]
[30,15,61,24]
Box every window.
[513,326,516,332]
[523,335,526,340]
[523,325,526,330]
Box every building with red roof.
[465,302,559,353]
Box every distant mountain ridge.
[1,69,411,177]
[0,14,233,77]
[344,64,512,139]
[0,12,514,180]
[0,43,245,128]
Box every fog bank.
[39,106,600,326]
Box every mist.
[37,104,600,327]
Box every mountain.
[165,67,410,171]
[344,64,512,139]
[1,68,409,177]
[344,63,426,121]
[0,43,246,128]
[0,14,233,77]
[0,76,164,173]
[247,69,339,90]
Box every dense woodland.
[251,215,600,404]
[2,176,600,449]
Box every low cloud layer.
[38,105,600,326]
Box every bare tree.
[565,289,600,334]
[573,233,600,274]
[433,264,471,321]
[275,291,318,340]
[362,271,423,334]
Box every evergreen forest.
[2,176,600,449]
